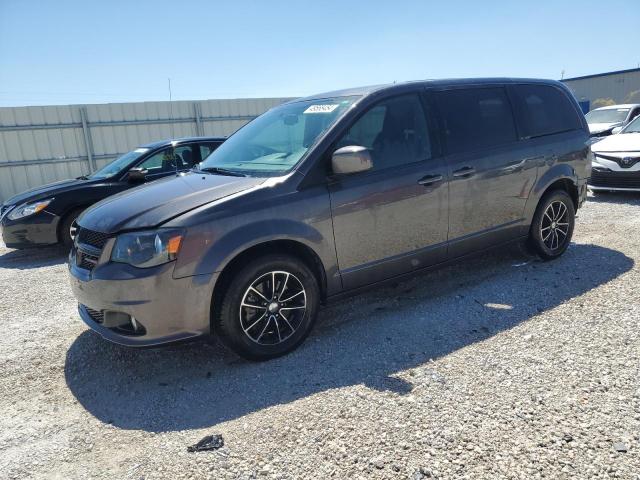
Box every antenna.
[561,69,565,80]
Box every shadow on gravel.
[0,246,67,269]
[65,243,633,432]
[588,191,640,205]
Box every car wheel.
[60,208,83,248]
[528,190,575,260]
[214,254,320,361]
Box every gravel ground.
[1,192,639,480]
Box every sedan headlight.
[7,198,54,220]
[111,229,184,268]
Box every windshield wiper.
[196,167,247,177]
[76,175,89,180]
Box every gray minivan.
[68,79,591,360]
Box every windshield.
[585,108,629,124]
[89,148,149,179]
[199,96,358,176]
[621,115,640,133]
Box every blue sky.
[1,0,639,106]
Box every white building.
[562,67,640,113]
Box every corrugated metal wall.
[0,97,292,203]
[563,70,640,111]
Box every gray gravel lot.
[1,192,639,479]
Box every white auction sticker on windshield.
[304,104,339,114]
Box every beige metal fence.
[0,97,292,202]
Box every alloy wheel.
[540,200,570,251]
[239,271,307,345]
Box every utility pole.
[168,78,175,137]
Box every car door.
[433,86,538,258]
[328,93,448,290]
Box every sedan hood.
[77,172,265,234]
[592,132,640,153]
[588,122,621,134]
[3,177,94,207]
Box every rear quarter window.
[511,84,582,139]
[434,87,517,155]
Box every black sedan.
[0,136,224,249]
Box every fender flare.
[523,163,578,225]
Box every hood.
[591,132,640,153]
[588,122,621,134]
[77,172,265,234]
[3,177,96,207]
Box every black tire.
[59,208,83,248]
[214,254,320,361]
[528,189,575,260]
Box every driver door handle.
[452,166,476,178]
[418,174,443,186]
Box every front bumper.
[1,209,61,248]
[588,170,640,191]
[68,252,217,347]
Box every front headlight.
[7,198,54,220]
[111,229,184,268]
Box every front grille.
[77,228,111,249]
[77,250,99,270]
[590,171,640,189]
[596,153,640,169]
[84,306,104,324]
[74,228,110,272]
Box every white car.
[590,116,640,191]
[585,104,640,138]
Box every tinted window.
[512,84,581,138]
[337,94,431,172]
[199,143,220,161]
[138,147,181,174]
[175,145,197,169]
[435,87,517,154]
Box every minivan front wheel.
[215,254,320,361]
[529,190,575,260]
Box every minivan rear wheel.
[214,254,320,361]
[528,190,575,260]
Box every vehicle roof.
[139,136,226,149]
[295,78,565,102]
[590,104,640,111]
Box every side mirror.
[127,167,148,183]
[612,126,623,134]
[331,146,373,175]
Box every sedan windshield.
[621,115,640,134]
[89,148,149,179]
[199,97,358,176]
[585,108,629,124]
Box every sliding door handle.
[418,174,443,186]
[452,166,476,178]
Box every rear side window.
[511,84,581,138]
[435,88,517,154]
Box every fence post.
[194,102,203,136]
[79,107,96,172]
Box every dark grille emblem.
[621,157,633,167]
